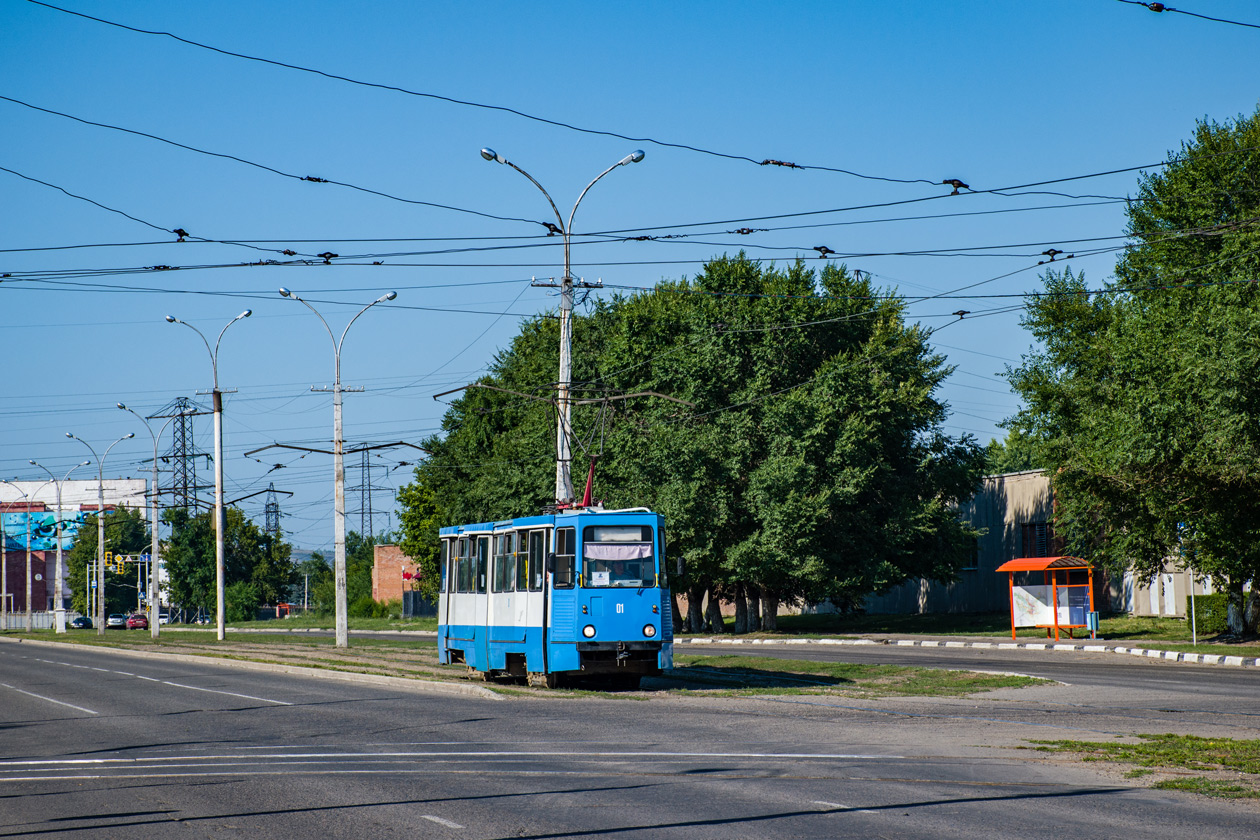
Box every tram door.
[473,535,490,666]
[523,529,547,665]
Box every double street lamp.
[27,460,90,633]
[66,433,134,635]
[117,404,176,639]
[279,287,396,649]
[479,147,645,503]
[166,310,251,642]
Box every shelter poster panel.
[1012,585,1053,627]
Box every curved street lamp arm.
[66,433,101,469]
[339,294,397,351]
[500,160,566,235]
[284,292,338,355]
[166,317,216,387]
[214,310,253,366]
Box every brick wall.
[371,544,420,603]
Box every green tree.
[1008,109,1260,634]
[64,506,150,615]
[397,481,444,599]
[401,255,986,630]
[985,427,1040,474]
[163,507,295,621]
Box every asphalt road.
[2,638,1256,839]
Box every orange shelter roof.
[995,556,1091,572]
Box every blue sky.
[3,0,1259,553]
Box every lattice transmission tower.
[150,397,211,511]
[264,482,281,535]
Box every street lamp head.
[380,291,398,302]
[239,309,253,319]
[621,150,646,166]
[65,432,74,439]
[125,433,135,440]
[165,315,176,323]
[279,287,292,298]
[480,147,503,164]
[116,402,126,410]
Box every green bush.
[348,594,391,618]
[226,581,261,623]
[1188,593,1229,635]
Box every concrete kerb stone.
[0,636,501,700]
[672,635,1259,669]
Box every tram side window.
[456,538,471,593]
[528,530,545,591]
[514,531,529,591]
[477,536,489,593]
[439,540,450,593]
[493,533,516,593]
[554,527,576,588]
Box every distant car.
[70,615,92,629]
[106,613,127,629]
[126,613,149,629]
[158,612,170,625]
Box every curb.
[0,636,500,700]
[673,636,1260,668]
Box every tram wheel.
[527,672,559,689]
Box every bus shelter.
[996,556,1095,641]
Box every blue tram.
[437,507,673,688]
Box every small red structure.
[996,556,1095,641]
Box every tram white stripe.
[0,683,98,715]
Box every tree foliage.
[163,507,294,619]
[399,255,986,626]
[1008,109,1260,634]
[64,506,150,615]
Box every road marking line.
[159,681,293,705]
[0,683,98,715]
[814,800,877,814]
[421,815,464,829]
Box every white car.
[158,612,170,625]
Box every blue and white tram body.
[437,508,673,685]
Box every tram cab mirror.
[545,553,556,574]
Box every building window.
[1021,522,1061,557]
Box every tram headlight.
[643,624,657,638]
[583,624,597,638]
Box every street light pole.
[116,405,175,639]
[28,461,89,633]
[67,433,134,635]
[0,479,43,632]
[479,147,645,504]
[279,287,396,649]
[167,310,251,642]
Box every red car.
[126,613,149,629]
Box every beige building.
[862,469,1058,614]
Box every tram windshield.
[582,525,655,588]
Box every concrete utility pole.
[67,433,134,635]
[277,288,396,649]
[479,147,645,505]
[28,461,89,632]
[167,310,251,642]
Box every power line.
[0,94,541,227]
[1115,0,1260,30]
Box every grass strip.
[670,654,1045,697]
[1028,734,1260,799]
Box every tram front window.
[582,525,655,588]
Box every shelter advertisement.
[1,511,87,552]
[1012,585,1090,627]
